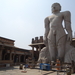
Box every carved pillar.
[0,46,4,60]
[13,54,15,61]
[36,47,38,51]
[13,50,16,62]
[4,53,7,60]
[39,45,41,51]
[19,55,21,63]
[10,50,12,60]
[0,49,2,60]
[12,48,15,61]
[32,46,34,58]
[24,53,26,62]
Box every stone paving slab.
[0,66,75,75]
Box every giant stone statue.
[38,3,75,63]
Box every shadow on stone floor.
[0,66,18,71]
[40,71,55,75]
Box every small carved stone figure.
[44,3,72,62]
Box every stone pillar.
[4,53,7,60]
[19,55,21,63]
[13,54,15,61]
[0,46,4,60]
[36,47,38,51]
[0,49,2,60]
[10,50,12,60]
[13,51,16,61]
[12,49,15,60]
[32,46,34,58]
[39,45,41,51]
[24,54,26,62]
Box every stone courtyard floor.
[0,66,75,75]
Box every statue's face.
[51,3,61,13]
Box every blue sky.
[0,0,75,49]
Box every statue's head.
[51,3,61,13]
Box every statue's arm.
[44,17,50,44]
[64,11,72,41]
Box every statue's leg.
[57,36,66,63]
[48,35,56,62]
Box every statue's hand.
[67,33,72,42]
